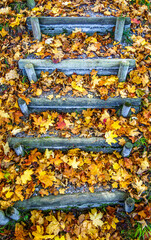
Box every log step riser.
[18,97,141,117]
[26,17,131,42]
[19,59,136,82]
[8,137,133,157]
[14,191,129,211]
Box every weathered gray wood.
[27,0,36,9]
[18,98,29,117]
[125,197,135,213]
[5,207,20,221]
[19,97,141,115]
[25,63,37,82]
[115,17,126,42]
[26,17,131,41]
[121,102,131,117]
[19,59,136,79]
[30,17,41,41]
[118,60,129,82]
[0,210,10,225]
[14,143,24,156]
[121,142,133,157]
[8,137,123,154]
[14,191,129,211]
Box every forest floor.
[0,0,151,239]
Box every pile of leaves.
[0,0,151,239]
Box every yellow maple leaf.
[68,156,80,169]
[0,110,10,118]
[41,114,54,130]
[46,220,61,235]
[111,121,121,130]
[21,169,33,184]
[36,89,42,96]
[47,95,54,100]
[141,158,149,170]
[0,28,8,37]
[5,191,14,199]
[104,76,118,86]
[112,182,118,188]
[10,17,20,28]
[38,171,56,188]
[32,225,54,240]
[11,127,23,135]
[71,81,85,92]
[111,217,119,229]
[89,208,104,227]
[132,178,147,194]
[105,131,118,145]
[44,149,54,159]
[54,236,65,240]
[113,162,120,170]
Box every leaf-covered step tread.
[18,58,135,82]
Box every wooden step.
[18,97,141,117]
[8,137,133,157]
[18,58,136,82]
[13,191,134,212]
[26,16,131,42]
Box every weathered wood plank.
[118,60,129,82]
[30,18,41,41]
[18,59,136,78]
[115,17,125,42]
[26,17,131,40]
[18,97,141,115]
[121,142,133,158]
[14,191,129,211]
[25,63,38,82]
[8,137,121,154]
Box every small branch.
[125,197,135,213]
[121,102,131,117]
[18,98,29,117]
[14,143,24,156]
[30,17,41,41]
[121,142,133,157]
[118,60,129,82]
[25,63,37,83]
[27,0,36,9]
[114,17,125,42]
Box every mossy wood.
[18,97,141,116]
[8,137,123,154]
[26,17,131,40]
[19,59,136,79]
[27,0,36,9]
[14,191,129,211]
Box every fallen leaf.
[21,169,33,185]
